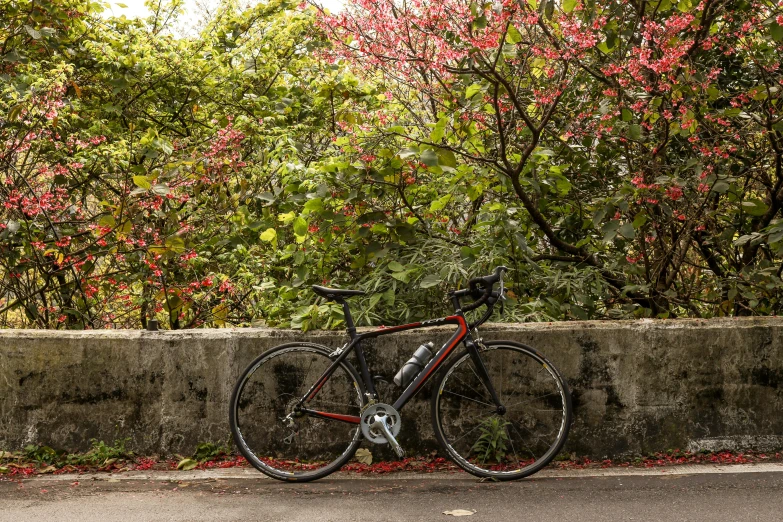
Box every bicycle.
[229,266,572,482]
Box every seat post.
[339,299,357,339]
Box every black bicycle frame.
[296,302,503,425]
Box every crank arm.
[370,417,405,458]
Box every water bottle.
[394,342,434,387]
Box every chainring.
[360,403,402,444]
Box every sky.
[101,0,346,19]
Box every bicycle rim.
[230,344,365,482]
[432,341,571,480]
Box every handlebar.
[452,266,508,313]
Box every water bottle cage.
[394,342,434,387]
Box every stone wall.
[1,317,781,458]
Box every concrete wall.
[1,317,782,458]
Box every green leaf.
[544,0,554,19]
[164,294,184,312]
[132,176,151,190]
[632,212,647,229]
[676,0,692,11]
[430,194,452,212]
[420,149,439,167]
[768,230,783,244]
[387,260,405,272]
[177,458,198,471]
[390,270,412,283]
[278,211,296,225]
[419,274,441,288]
[562,0,577,13]
[711,180,730,193]
[303,198,323,214]
[165,236,185,252]
[602,220,620,242]
[8,104,24,121]
[592,207,607,228]
[24,25,41,40]
[770,22,783,43]
[98,214,116,228]
[260,228,277,242]
[742,199,768,217]
[465,83,482,99]
[506,24,523,43]
[628,124,642,140]
[152,184,170,196]
[438,149,457,170]
[293,216,308,237]
[619,222,635,239]
[398,147,418,159]
[596,41,612,54]
[430,117,448,143]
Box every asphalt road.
[2,466,782,521]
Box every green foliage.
[177,439,231,470]
[21,439,131,467]
[24,444,61,464]
[193,440,230,462]
[79,438,132,466]
[470,417,511,464]
[2,0,783,330]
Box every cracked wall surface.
[1,317,781,458]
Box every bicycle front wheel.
[431,340,572,480]
[230,343,366,482]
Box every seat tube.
[354,341,377,399]
[338,298,376,398]
[340,299,357,340]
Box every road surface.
[2,464,782,521]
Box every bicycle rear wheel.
[431,340,571,480]
[230,343,366,482]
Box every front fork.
[464,335,506,415]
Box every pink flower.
[665,186,683,201]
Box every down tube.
[392,316,468,411]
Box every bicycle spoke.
[502,392,560,411]
[300,357,318,389]
[449,422,485,446]
[505,424,520,467]
[307,399,361,410]
[509,422,540,461]
[498,349,504,404]
[452,372,493,404]
[442,390,495,408]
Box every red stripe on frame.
[311,411,361,424]
[376,322,422,333]
[308,379,327,401]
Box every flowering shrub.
[316,0,783,319]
